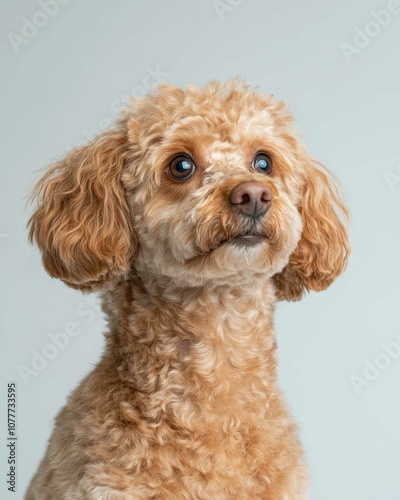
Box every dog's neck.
[102,273,278,424]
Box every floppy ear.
[28,126,135,291]
[273,159,350,301]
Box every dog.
[26,80,350,499]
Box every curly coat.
[26,80,349,499]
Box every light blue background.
[1,0,400,498]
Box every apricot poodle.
[26,80,350,499]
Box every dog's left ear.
[28,125,135,291]
[273,157,350,301]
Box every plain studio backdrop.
[1,0,400,498]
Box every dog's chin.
[189,240,288,287]
[213,233,268,250]
[191,234,284,279]
[206,234,274,267]
[174,228,299,287]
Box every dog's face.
[123,84,304,287]
[28,80,349,299]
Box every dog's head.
[28,80,349,299]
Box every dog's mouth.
[189,230,271,262]
[218,231,268,248]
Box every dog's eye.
[168,154,196,181]
[252,152,272,174]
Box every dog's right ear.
[28,125,135,291]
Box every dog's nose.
[229,181,272,218]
